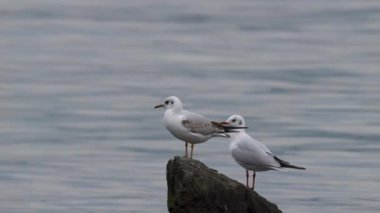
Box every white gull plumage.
[225,114,305,190]
[155,96,241,159]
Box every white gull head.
[225,114,246,133]
[154,96,183,112]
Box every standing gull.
[155,96,244,159]
[225,114,305,190]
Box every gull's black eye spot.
[239,121,242,125]
[171,100,174,104]
[165,100,169,105]
[232,119,236,122]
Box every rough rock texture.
[167,156,282,213]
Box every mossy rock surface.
[166,156,283,213]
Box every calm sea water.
[1,0,380,212]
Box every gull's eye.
[232,119,236,122]
[165,100,169,105]
[239,121,242,125]
[170,100,174,104]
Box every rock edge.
[166,156,282,213]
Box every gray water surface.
[1,0,380,212]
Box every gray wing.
[181,111,224,135]
[231,135,281,168]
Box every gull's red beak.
[220,121,230,126]
[154,103,164,109]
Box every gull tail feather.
[269,166,286,172]
[274,156,306,170]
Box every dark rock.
[166,156,282,213]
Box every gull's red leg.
[190,144,194,159]
[246,170,249,188]
[185,142,188,158]
[251,171,256,190]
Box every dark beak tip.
[154,104,164,109]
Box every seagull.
[225,114,305,190]
[154,96,245,159]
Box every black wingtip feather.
[274,156,306,170]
